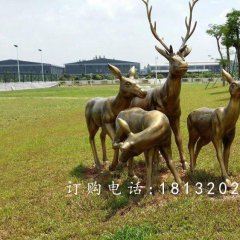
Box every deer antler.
[141,0,172,54]
[179,0,198,50]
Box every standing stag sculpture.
[85,64,147,171]
[130,0,199,170]
[187,70,240,188]
[113,107,183,195]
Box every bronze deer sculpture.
[187,70,240,188]
[85,64,147,171]
[112,107,183,195]
[129,0,199,171]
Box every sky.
[0,0,239,68]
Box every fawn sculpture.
[113,107,183,195]
[187,70,240,187]
[130,0,199,170]
[85,64,147,171]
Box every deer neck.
[163,72,182,100]
[223,95,240,129]
[111,92,131,115]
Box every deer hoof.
[120,162,127,168]
[95,164,102,172]
[190,166,195,173]
[109,164,116,171]
[128,175,139,183]
[103,161,109,168]
[182,161,188,170]
[225,178,232,189]
[145,187,154,196]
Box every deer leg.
[128,157,134,177]
[158,151,165,163]
[153,148,160,179]
[223,129,235,174]
[188,128,199,173]
[127,157,138,181]
[87,122,101,171]
[100,129,108,165]
[111,148,119,170]
[103,123,119,171]
[213,139,231,188]
[223,143,231,175]
[170,118,187,170]
[144,148,154,195]
[193,137,210,170]
[151,148,162,187]
[161,145,183,191]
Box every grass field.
[1,84,240,240]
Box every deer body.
[187,70,240,187]
[113,107,182,194]
[131,71,182,116]
[130,0,199,170]
[85,64,147,170]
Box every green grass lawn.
[1,84,240,240]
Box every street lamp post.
[14,45,20,82]
[155,56,158,85]
[38,49,44,81]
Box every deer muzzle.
[138,88,147,98]
[112,141,122,150]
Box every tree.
[221,25,232,72]
[93,74,103,80]
[225,9,240,78]
[206,24,227,85]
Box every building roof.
[65,57,139,65]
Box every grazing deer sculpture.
[187,70,240,188]
[130,0,199,170]
[113,107,183,195]
[85,64,147,171]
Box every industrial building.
[65,56,140,76]
[148,62,221,76]
[0,59,64,82]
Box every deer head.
[222,69,240,97]
[108,64,147,98]
[112,118,141,162]
[142,0,198,75]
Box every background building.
[0,59,64,82]
[148,62,221,76]
[65,56,140,76]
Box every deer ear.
[117,118,132,136]
[128,66,136,79]
[108,64,122,80]
[222,69,233,84]
[155,46,171,61]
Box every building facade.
[0,59,64,76]
[148,62,221,76]
[65,57,140,76]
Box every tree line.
[207,9,240,84]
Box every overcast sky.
[0,0,239,68]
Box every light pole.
[14,44,20,82]
[38,49,44,81]
[155,56,158,85]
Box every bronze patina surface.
[85,64,147,171]
[113,107,183,195]
[187,70,240,187]
[130,0,199,170]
